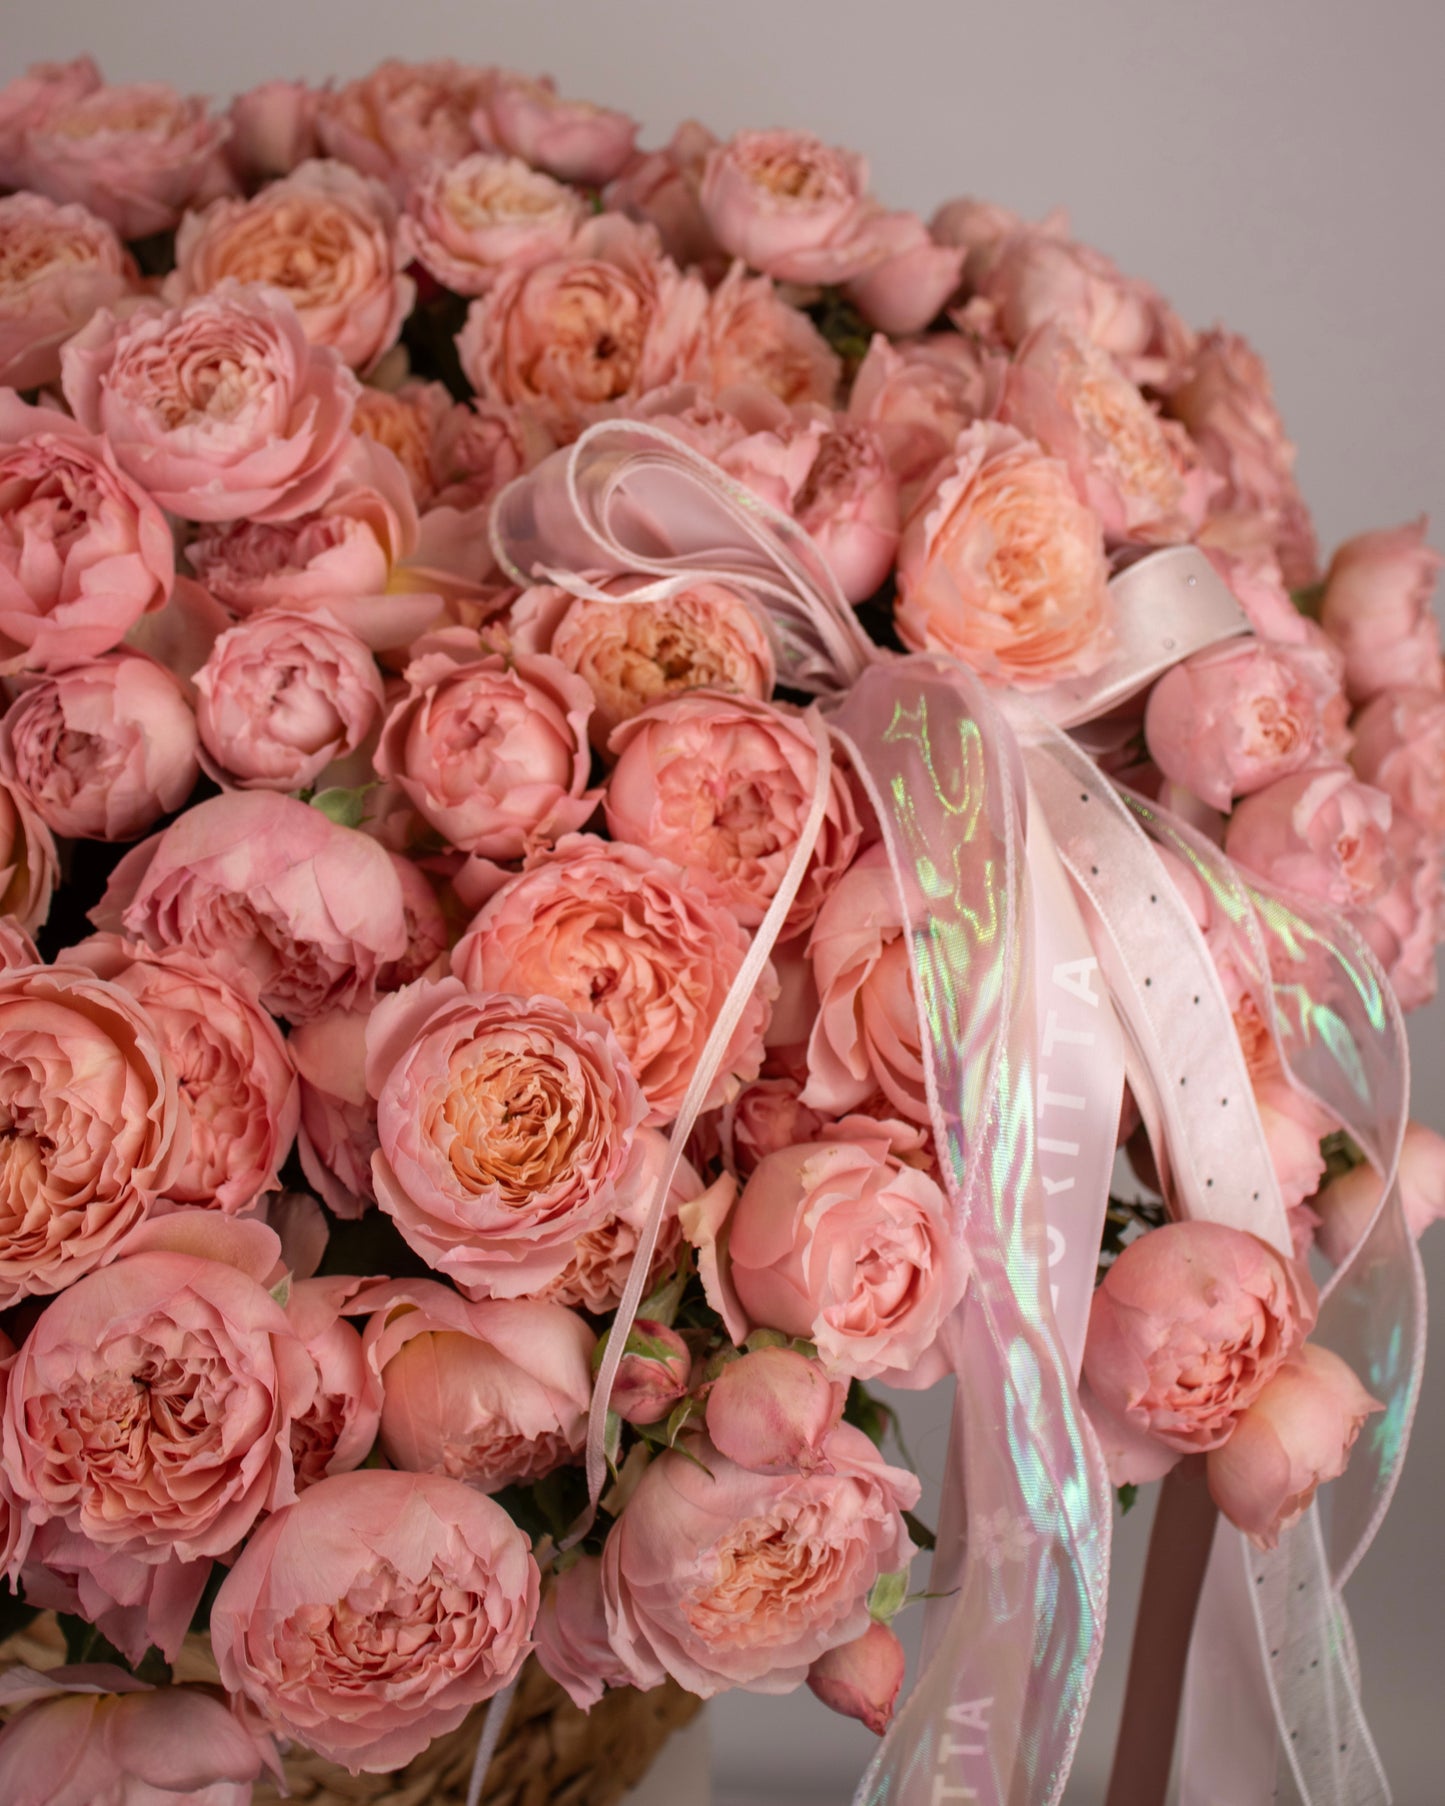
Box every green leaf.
[743,1328,790,1353]
[0,1582,37,1648]
[638,1255,693,1329]
[1290,581,1327,621]
[268,1273,291,1310]
[843,1380,889,1449]
[309,784,377,831]
[1117,1483,1140,1515]
[902,1509,938,1552]
[664,1396,699,1447]
[604,1410,623,1479]
[866,1569,909,1623]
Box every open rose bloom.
[0,47,1436,1806]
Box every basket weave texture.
[0,1614,701,1806]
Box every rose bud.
[807,1619,907,1735]
[1318,519,1443,703]
[605,1319,692,1427]
[704,1345,846,1474]
[1313,1120,1445,1265]
[1083,1220,1313,1457]
[1206,1343,1381,1549]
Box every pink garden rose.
[315,58,497,196]
[226,77,321,182]
[401,151,586,295]
[0,58,104,183]
[351,379,451,505]
[847,331,987,511]
[283,1276,383,1491]
[453,835,773,1124]
[70,935,298,1215]
[376,639,597,858]
[702,263,841,408]
[0,963,184,1306]
[358,1277,593,1488]
[1206,1343,1380,1549]
[288,1007,378,1216]
[804,843,925,1125]
[62,283,358,524]
[1350,687,1445,834]
[0,778,56,930]
[690,1138,967,1386]
[1083,1221,1313,1460]
[895,420,1112,687]
[1354,814,1444,1012]
[0,394,174,673]
[168,159,413,373]
[807,1620,907,1736]
[789,417,900,602]
[1225,765,1395,909]
[602,1423,917,1696]
[430,394,548,512]
[455,213,710,440]
[1144,638,1348,811]
[211,1467,539,1772]
[0,917,38,969]
[604,693,861,939]
[0,1668,278,1806]
[1318,520,1444,703]
[475,73,638,186]
[0,654,198,841]
[840,213,968,337]
[98,790,412,1025]
[17,1520,211,1668]
[704,1346,846,1475]
[1314,1121,1445,1265]
[525,580,776,751]
[195,609,384,792]
[1166,328,1319,588]
[603,120,723,276]
[3,1212,313,1564]
[534,1553,634,1711]
[9,80,232,241]
[0,193,133,392]
[999,321,1212,545]
[366,976,648,1297]
[723,1068,827,1175]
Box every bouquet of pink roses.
[0,50,1439,1806]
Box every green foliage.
[1117,1483,1140,1515]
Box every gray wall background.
[5,2,1441,1799]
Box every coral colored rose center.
[682,1504,845,1644]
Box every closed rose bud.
[704,1345,846,1474]
[607,1319,692,1426]
[807,1620,907,1735]
[1206,1343,1381,1549]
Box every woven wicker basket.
[0,1614,701,1806]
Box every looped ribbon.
[491,422,1424,1806]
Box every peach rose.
[603,1423,917,1695]
[3,1212,313,1564]
[168,159,412,374]
[703,263,841,409]
[895,419,1112,687]
[0,57,103,185]
[0,963,185,1306]
[534,1552,634,1710]
[999,321,1213,545]
[841,213,966,337]
[69,935,298,1215]
[455,213,710,440]
[1318,519,1444,703]
[1314,1120,1445,1265]
[0,394,174,674]
[803,843,925,1125]
[401,151,586,295]
[475,73,637,185]
[351,379,451,505]
[525,580,775,751]
[99,790,412,1025]
[315,58,498,197]
[0,654,198,842]
[847,331,988,511]
[430,395,548,512]
[11,80,232,240]
[226,77,321,183]
[211,1468,538,1773]
[604,120,723,275]
[195,610,383,793]
[1083,1220,1313,1458]
[0,917,38,969]
[366,976,648,1297]
[604,693,861,939]
[692,1138,966,1385]
[62,283,358,525]
[358,1277,593,1488]
[0,778,56,931]
[1166,328,1319,588]
[723,1070,828,1176]
[376,641,597,859]
[1144,638,1348,811]
[1350,687,1445,834]
[807,1620,907,1736]
[453,834,772,1124]
[789,417,900,603]
[704,1345,845,1476]
[16,1516,208,1665]
[1353,814,1444,1013]
[1225,765,1394,909]
[288,1007,377,1216]
[1253,1073,1335,1219]
[0,192,133,392]
[283,1275,384,1493]
[0,1668,278,1806]
[1206,1343,1380,1549]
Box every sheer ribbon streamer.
[492,424,1422,1806]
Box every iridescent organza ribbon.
[491,423,1420,1806]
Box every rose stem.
[1104,1456,1218,1806]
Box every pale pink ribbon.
[490,422,1418,1806]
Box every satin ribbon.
[490,423,1419,1806]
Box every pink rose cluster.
[0,46,1437,1798]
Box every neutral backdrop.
[5,3,1442,1801]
